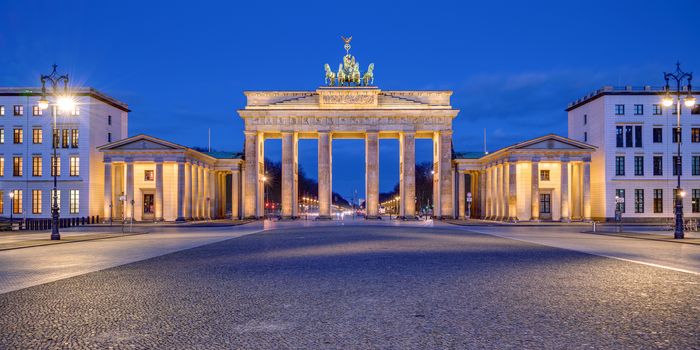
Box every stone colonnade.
[243,130,454,220]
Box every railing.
[2,216,101,231]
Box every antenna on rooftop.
[483,128,488,155]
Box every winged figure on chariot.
[324,36,374,87]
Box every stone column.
[484,166,491,219]
[103,160,112,222]
[508,161,517,221]
[231,170,240,220]
[399,131,416,219]
[256,133,265,218]
[479,170,486,219]
[497,164,504,221]
[458,171,466,220]
[184,162,192,220]
[199,166,205,219]
[560,160,570,222]
[191,163,199,220]
[531,159,540,221]
[125,160,134,220]
[281,131,295,219]
[439,131,453,218]
[502,163,509,221]
[204,167,212,219]
[582,160,591,221]
[155,161,164,221]
[243,131,259,218]
[292,132,299,218]
[365,131,379,219]
[318,131,332,219]
[176,161,185,221]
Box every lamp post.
[261,175,268,219]
[662,63,696,239]
[9,191,14,230]
[38,64,74,241]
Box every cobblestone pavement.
[1,225,699,349]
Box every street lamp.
[9,191,14,230]
[39,64,72,241]
[663,63,695,239]
[261,175,268,219]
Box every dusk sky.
[2,0,699,200]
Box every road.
[0,222,698,349]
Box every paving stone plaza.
[0,221,699,349]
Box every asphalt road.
[1,225,698,349]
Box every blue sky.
[2,0,699,200]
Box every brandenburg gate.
[238,38,458,219]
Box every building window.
[32,156,42,177]
[0,128,3,144]
[539,170,550,181]
[13,128,23,144]
[32,190,42,214]
[62,129,69,148]
[693,156,700,176]
[0,105,4,116]
[52,129,59,148]
[51,189,61,210]
[0,157,4,177]
[653,189,663,213]
[653,156,663,176]
[108,132,112,142]
[0,191,3,213]
[625,126,633,147]
[653,104,662,115]
[673,156,682,176]
[32,129,42,144]
[584,132,588,142]
[51,156,60,176]
[583,114,587,125]
[32,105,42,116]
[653,128,662,143]
[672,128,681,143]
[108,115,112,125]
[69,190,79,214]
[144,170,155,181]
[13,156,22,177]
[70,106,80,116]
[615,156,625,176]
[71,129,79,148]
[69,156,79,176]
[616,126,623,147]
[634,189,644,213]
[615,189,625,213]
[13,105,23,116]
[634,125,642,147]
[634,104,643,115]
[11,190,23,214]
[692,128,700,143]
[694,189,700,213]
[634,156,644,176]
[615,104,625,115]
[693,105,700,115]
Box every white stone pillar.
[191,163,199,220]
[281,131,295,219]
[231,170,240,220]
[176,161,185,221]
[458,171,466,219]
[399,132,416,219]
[439,131,453,218]
[496,164,503,220]
[582,160,591,220]
[560,160,570,222]
[508,161,517,221]
[199,166,205,219]
[531,159,540,221]
[184,162,192,220]
[125,160,134,220]
[205,167,212,219]
[155,161,164,221]
[256,134,265,218]
[365,131,380,219]
[318,131,332,219]
[243,131,259,218]
[484,166,491,219]
[103,160,113,222]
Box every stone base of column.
[560,217,570,223]
[155,217,164,222]
[316,215,333,221]
[175,217,186,222]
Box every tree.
[415,161,434,211]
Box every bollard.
[592,221,596,232]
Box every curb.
[0,231,149,252]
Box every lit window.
[672,128,681,143]
[32,189,42,214]
[692,128,700,143]
[144,170,154,181]
[13,105,23,116]
[11,189,22,214]
[32,129,42,144]
[32,156,42,177]
[694,189,700,213]
[539,169,550,181]
[69,190,79,214]
[634,189,644,213]
[0,191,3,213]
[13,156,22,177]
[51,156,61,176]
[0,157,4,177]
[70,106,80,116]
[69,156,79,176]
[0,128,4,143]
[653,189,663,213]
[615,189,625,213]
[62,129,69,148]
[71,129,79,148]
[0,105,4,116]
[51,189,61,210]
[32,105,43,116]
[13,128,23,144]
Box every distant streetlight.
[663,63,695,239]
[39,64,73,241]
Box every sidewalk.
[584,227,700,245]
[0,229,148,251]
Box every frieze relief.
[246,116,452,129]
